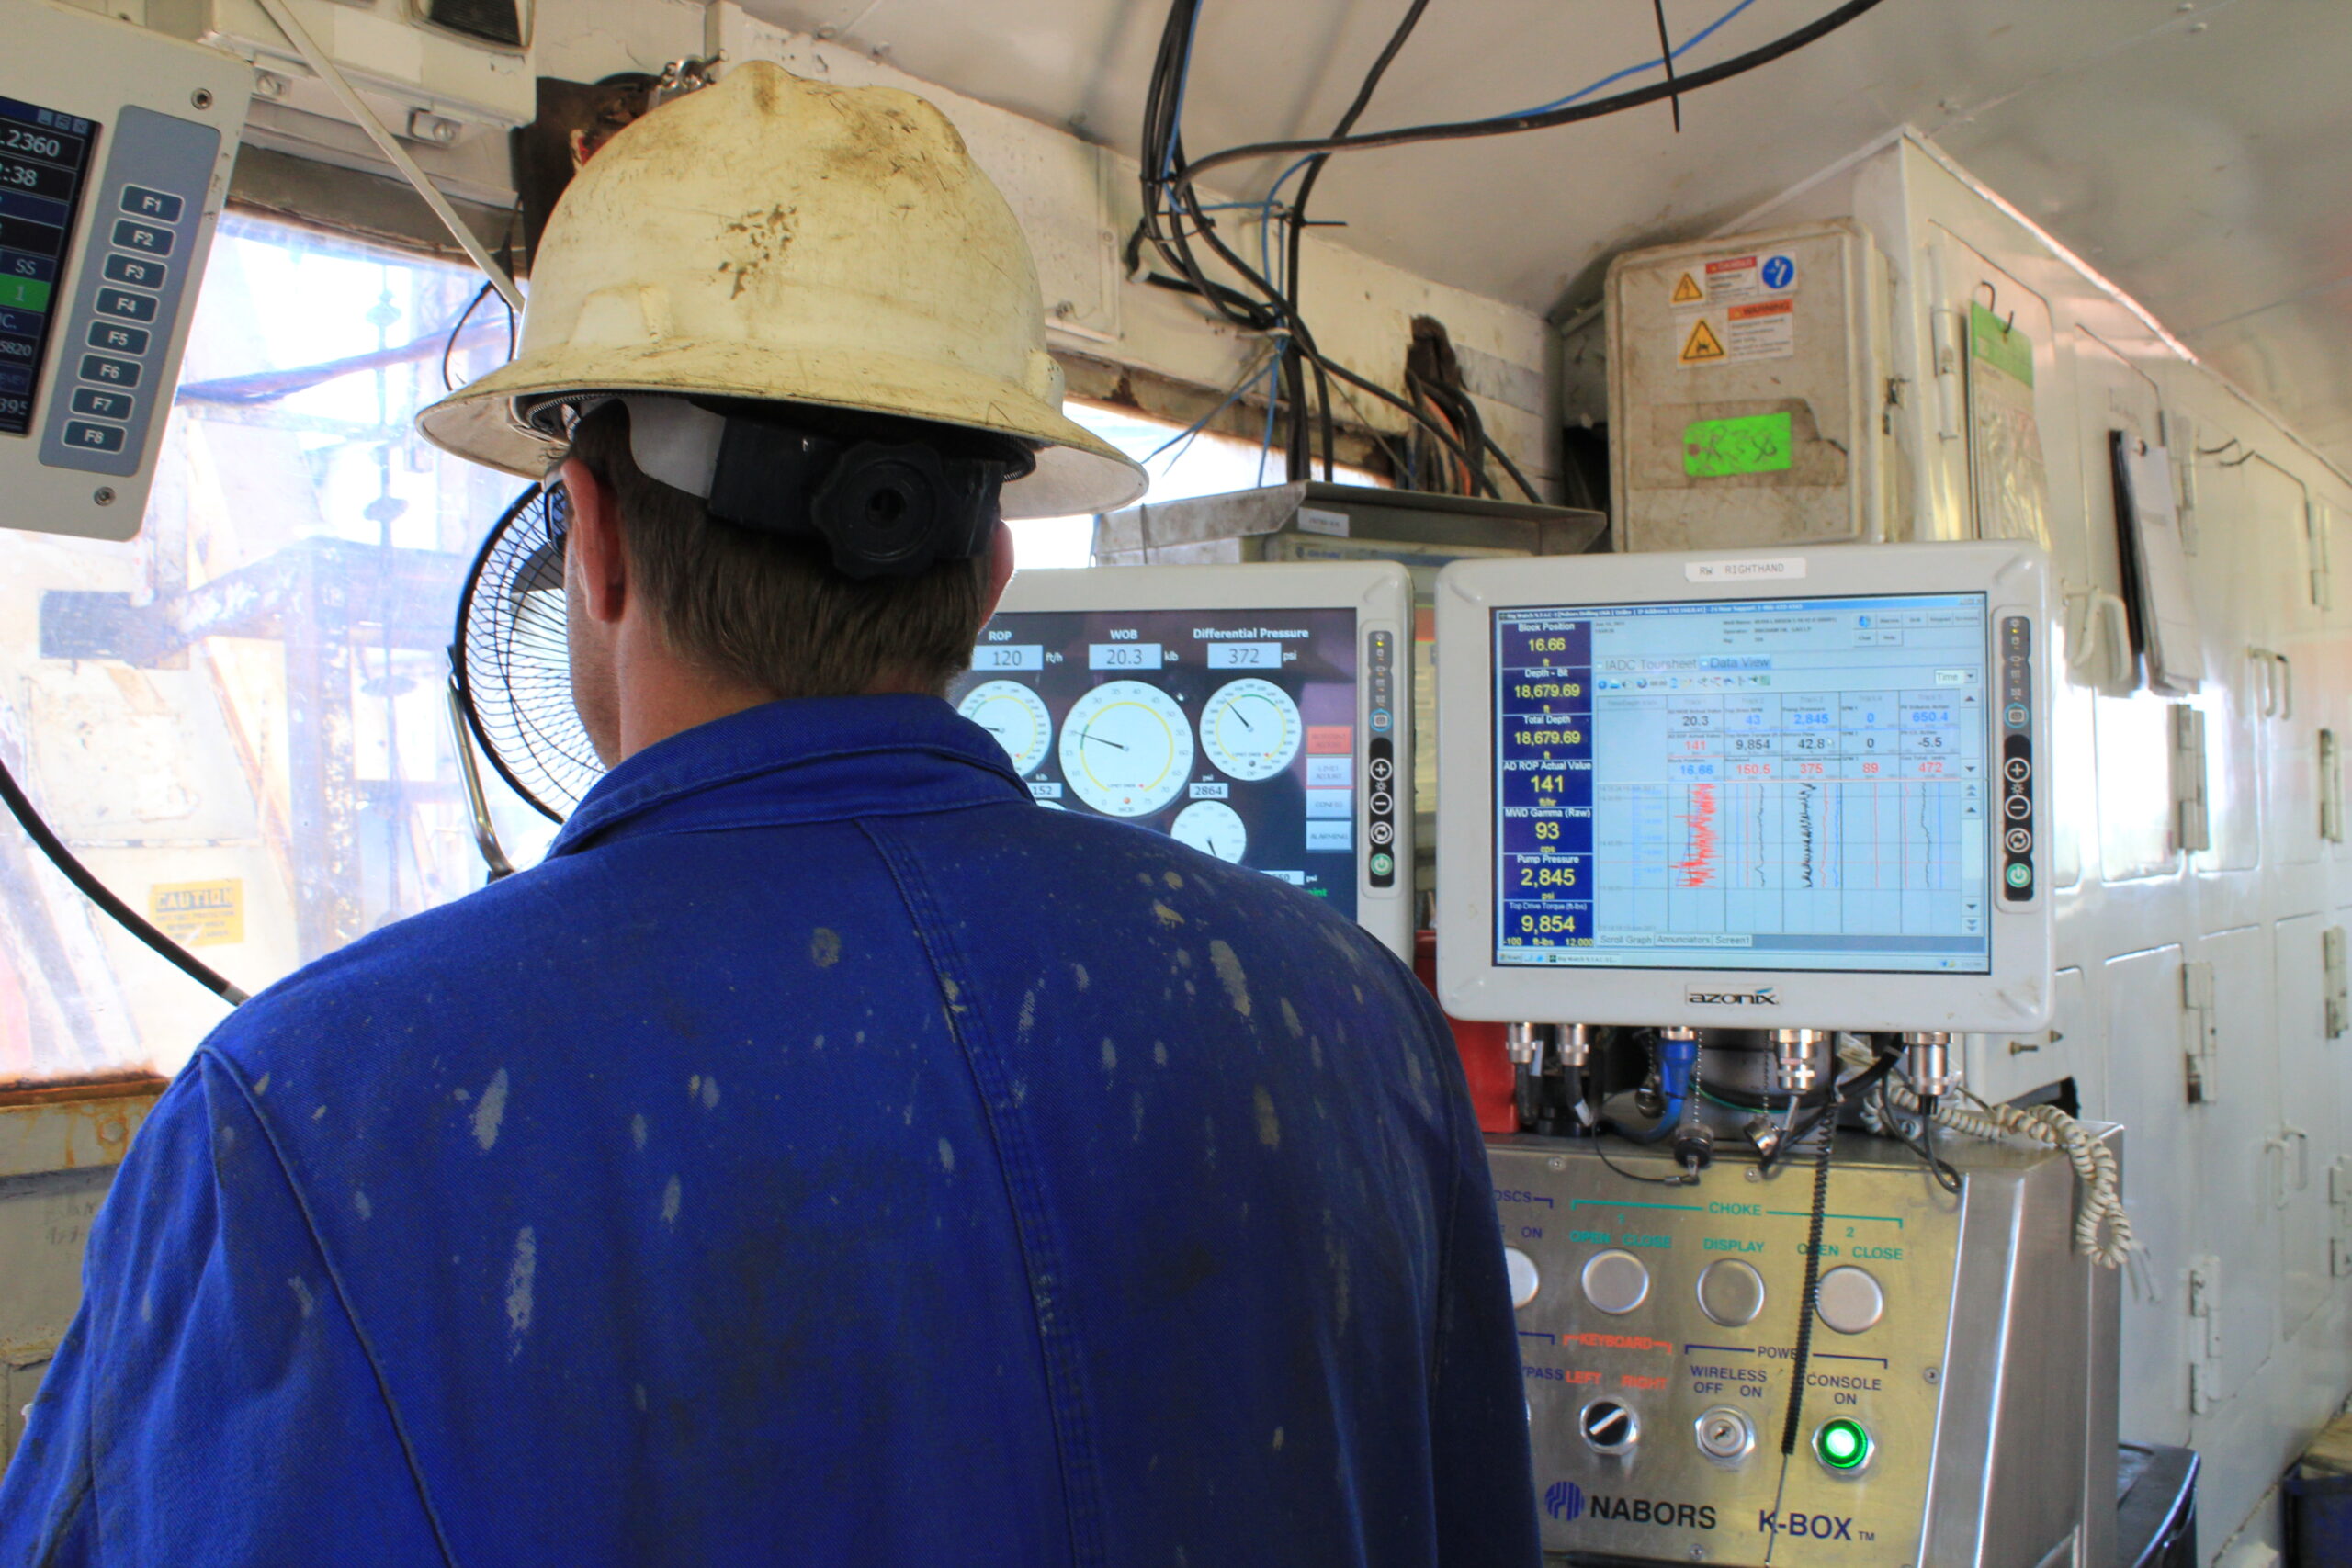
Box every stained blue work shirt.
[1,694,1535,1566]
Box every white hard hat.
[418,62,1146,519]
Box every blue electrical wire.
[1246,0,1768,232]
[1516,0,1765,115]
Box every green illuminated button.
[1369,852,1394,877]
[2006,863,2032,888]
[1815,1417,1873,1472]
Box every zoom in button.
[2003,757,2030,783]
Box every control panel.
[1998,614,2035,903]
[1491,1133,2109,1567]
[3,1,250,540]
[1367,626,1397,888]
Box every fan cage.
[453,484,605,822]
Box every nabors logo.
[1551,1486,1717,1531]
[1686,985,1778,1008]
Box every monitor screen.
[1491,591,1993,974]
[0,95,102,437]
[953,606,1364,920]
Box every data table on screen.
[1492,593,1995,974]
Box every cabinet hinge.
[2181,960,2218,1103]
[2171,706,2211,854]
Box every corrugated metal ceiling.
[741,0,2352,467]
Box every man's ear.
[979,519,1017,619]
[560,457,629,626]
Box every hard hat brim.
[418,340,1148,520]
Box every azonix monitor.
[1435,542,2052,1032]
[950,562,1413,959]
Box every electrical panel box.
[149,0,535,131]
[1495,1132,2117,1568]
[1,1,251,540]
[1605,220,1897,553]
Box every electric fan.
[450,484,605,822]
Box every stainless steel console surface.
[1491,1130,2118,1567]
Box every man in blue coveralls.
[0,62,1536,1565]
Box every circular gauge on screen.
[1060,680,1194,817]
[958,680,1053,774]
[1201,678,1303,781]
[1170,799,1248,863]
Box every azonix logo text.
[1686,985,1778,1007]
[1545,1482,1716,1531]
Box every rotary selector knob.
[1579,1248,1650,1315]
[1580,1399,1639,1455]
[1815,1266,1885,1335]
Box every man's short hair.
[564,399,993,699]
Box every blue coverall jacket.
[0,694,1538,1566]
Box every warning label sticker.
[1676,300,1795,368]
[1705,254,1759,301]
[1678,318,1727,365]
[1691,252,1799,306]
[1725,299,1795,362]
[150,878,244,948]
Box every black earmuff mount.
[703,404,1035,580]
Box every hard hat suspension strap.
[539,393,1031,581]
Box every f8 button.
[1580,1248,1650,1315]
[1815,1266,1885,1334]
[1696,1258,1766,1327]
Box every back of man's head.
[565,398,993,700]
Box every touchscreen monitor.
[952,563,1413,958]
[1436,543,2052,1033]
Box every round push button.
[1580,1248,1650,1315]
[1696,1258,1766,1327]
[1504,1246,1541,1309]
[1815,1266,1884,1334]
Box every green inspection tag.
[0,275,51,312]
[1971,302,2033,386]
[1682,412,1793,478]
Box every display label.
[1491,592,1994,974]
[0,94,100,437]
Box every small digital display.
[952,607,1362,919]
[0,95,101,437]
[1492,592,1992,974]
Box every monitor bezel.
[1434,541,2052,1032]
[988,560,1415,961]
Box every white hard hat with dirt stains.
[417,61,1147,519]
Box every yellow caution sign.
[1669,270,1705,306]
[150,878,244,947]
[1679,318,1726,365]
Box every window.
[0,214,548,1087]
[0,213,1380,1089]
